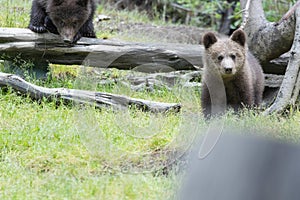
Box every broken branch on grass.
[0,72,181,113]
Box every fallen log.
[0,72,181,113]
[0,28,288,74]
[0,27,201,71]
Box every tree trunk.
[240,0,300,114]
[264,4,300,114]
[241,0,295,64]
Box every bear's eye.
[60,21,65,26]
[230,54,236,60]
[72,22,77,27]
[217,55,224,61]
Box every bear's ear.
[77,0,89,7]
[230,29,246,47]
[202,32,218,49]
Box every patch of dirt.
[95,19,214,44]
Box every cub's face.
[47,0,91,43]
[202,30,246,78]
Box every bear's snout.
[59,27,77,43]
[221,57,235,75]
[225,67,233,74]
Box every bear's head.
[46,0,93,43]
[202,29,247,78]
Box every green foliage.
[263,0,296,22]
[138,0,296,30]
[176,0,201,8]
[169,0,294,29]
[0,0,31,28]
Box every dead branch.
[240,0,251,30]
[264,5,300,114]
[0,72,181,113]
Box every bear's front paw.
[44,16,59,34]
[28,24,47,33]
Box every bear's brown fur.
[29,0,96,44]
[201,29,264,118]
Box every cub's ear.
[230,29,246,47]
[202,32,218,49]
[77,0,89,7]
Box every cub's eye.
[60,21,65,26]
[72,22,77,27]
[217,55,224,61]
[230,54,236,60]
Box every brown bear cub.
[29,0,96,44]
[201,29,264,118]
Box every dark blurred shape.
[180,132,300,200]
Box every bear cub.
[29,0,96,44]
[201,29,264,118]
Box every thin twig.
[240,0,251,30]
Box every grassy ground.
[1,0,300,199]
[0,91,180,199]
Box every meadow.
[1,0,300,199]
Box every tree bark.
[240,0,300,114]
[241,0,295,64]
[0,72,181,113]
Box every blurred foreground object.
[180,132,300,200]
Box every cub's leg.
[44,16,59,34]
[72,19,96,43]
[201,82,212,119]
[79,19,96,37]
[28,0,47,33]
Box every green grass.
[0,63,201,199]
[1,75,300,199]
[0,0,31,28]
[1,0,300,199]
[0,90,184,199]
